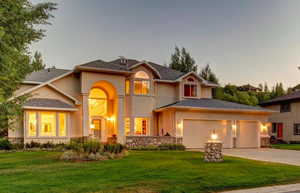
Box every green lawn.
[1,151,300,193]
[271,144,300,151]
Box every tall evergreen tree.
[31,51,46,71]
[169,46,197,73]
[199,64,219,84]
[0,0,56,135]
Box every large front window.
[89,88,107,116]
[26,111,68,137]
[134,71,150,95]
[134,117,148,135]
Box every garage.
[183,119,227,148]
[237,121,260,148]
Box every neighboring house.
[9,57,274,148]
[238,84,262,92]
[261,91,300,143]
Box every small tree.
[199,64,219,84]
[169,46,197,73]
[0,0,56,135]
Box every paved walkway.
[221,183,300,193]
[223,148,300,166]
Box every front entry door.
[91,118,106,142]
[277,123,283,139]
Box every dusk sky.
[31,0,300,88]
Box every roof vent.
[119,56,128,65]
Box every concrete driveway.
[223,148,300,166]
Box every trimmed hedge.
[0,138,12,150]
[131,143,185,151]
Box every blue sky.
[31,0,300,87]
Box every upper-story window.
[280,103,291,113]
[134,71,150,95]
[184,77,197,97]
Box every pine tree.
[169,46,197,73]
[199,64,219,84]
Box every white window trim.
[183,83,198,98]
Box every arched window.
[134,71,149,79]
[134,71,150,95]
[89,88,107,116]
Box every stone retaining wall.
[126,136,183,149]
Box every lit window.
[134,71,150,95]
[184,84,197,97]
[40,112,56,137]
[125,118,130,136]
[134,80,149,95]
[134,118,148,135]
[58,113,67,137]
[28,112,37,137]
[89,88,107,116]
[135,71,149,79]
[125,80,130,95]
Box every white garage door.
[238,121,260,148]
[183,120,227,148]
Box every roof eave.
[155,105,277,114]
[76,66,133,75]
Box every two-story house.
[261,91,300,143]
[9,57,274,148]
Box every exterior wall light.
[210,130,218,141]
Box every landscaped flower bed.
[0,138,127,161]
[60,140,127,161]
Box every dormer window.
[184,77,197,97]
[134,71,150,95]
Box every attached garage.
[183,119,227,148]
[155,98,275,149]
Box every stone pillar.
[82,93,90,137]
[204,142,223,162]
[117,95,125,144]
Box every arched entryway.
[88,81,117,142]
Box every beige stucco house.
[261,91,300,143]
[9,57,274,148]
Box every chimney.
[119,56,128,65]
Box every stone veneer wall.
[126,136,183,148]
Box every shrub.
[0,138,12,150]
[158,144,186,150]
[25,141,41,149]
[131,144,185,151]
[104,143,125,154]
[41,142,55,149]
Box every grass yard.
[1,151,300,193]
[271,144,300,151]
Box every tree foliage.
[169,46,197,73]
[214,83,287,106]
[199,64,219,84]
[0,0,56,135]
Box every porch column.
[117,95,125,144]
[82,93,90,137]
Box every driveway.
[223,148,300,166]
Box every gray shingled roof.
[158,98,274,112]
[80,59,130,72]
[80,58,187,80]
[24,98,76,110]
[24,68,71,83]
[260,91,300,106]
